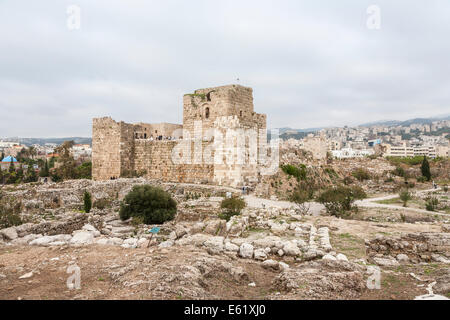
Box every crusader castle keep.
[92,84,270,187]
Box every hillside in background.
[0,137,92,146]
[275,114,450,138]
[359,114,450,127]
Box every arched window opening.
[240,110,243,117]
[205,107,210,119]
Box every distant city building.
[382,143,446,158]
[332,148,374,159]
[368,139,381,147]
[72,144,92,161]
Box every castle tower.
[182,84,263,137]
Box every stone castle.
[92,84,270,187]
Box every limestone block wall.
[133,140,214,184]
[211,115,263,188]
[134,123,182,139]
[92,117,122,180]
[119,121,136,176]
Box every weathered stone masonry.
[92,84,268,187]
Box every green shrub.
[351,168,371,182]
[281,164,307,181]
[399,189,412,207]
[0,194,22,228]
[219,197,246,221]
[391,166,406,178]
[119,185,177,224]
[405,181,416,189]
[400,213,406,222]
[443,184,448,192]
[417,176,427,183]
[324,167,338,179]
[425,196,439,212]
[93,198,111,210]
[343,176,354,185]
[317,186,366,217]
[83,191,92,213]
[386,156,426,166]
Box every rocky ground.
[0,178,449,300]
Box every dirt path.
[356,188,447,217]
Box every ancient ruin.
[92,84,268,188]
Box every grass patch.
[422,263,440,275]
[375,198,402,205]
[331,233,366,260]
[382,274,404,288]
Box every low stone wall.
[13,213,102,237]
[366,232,450,263]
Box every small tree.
[421,156,431,181]
[54,141,76,180]
[219,196,246,221]
[399,189,412,207]
[317,186,366,217]
[83,191,92,213]
[24,165,37,183]
[39,160,49,177]
[8,159,15,173]
[75,162,92,179]
[352,168,371,182]
[119,185,177,224]
[290,188,311,215]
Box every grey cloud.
[0,0,449,137]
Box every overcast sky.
[0,1,449,137]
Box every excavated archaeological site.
[0,175,449,300]
[1,85,449,300]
